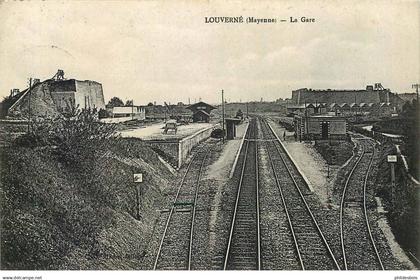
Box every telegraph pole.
[222,89,225,143]
[246,102,249,118]
[131,99,134,120]
[412,83,419,103]
[27,78,32,133]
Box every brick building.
[294,115,347,141]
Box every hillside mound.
[0,137,174,269]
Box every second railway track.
[224,118,261,270]
[224,117,340,270]
[153,144,211,270]
[259,117,340,270]
[340,138,385,270]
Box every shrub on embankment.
[374,143,420,261]
[314,140,354,166]
[0,112,173,269]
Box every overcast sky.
[0,0,419,105]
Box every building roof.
[310,114,346,119]
[193,109,210,116]
[112,106,143,114]
[294,114,346,120]
[225,117,241,124]
[286,104,306,109]
[186,101,216,110]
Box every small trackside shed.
[294,114,347,141]
[186,101,216,123]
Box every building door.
[321,122,329,139]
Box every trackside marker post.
[387,155,397,204]
[134,173,143,220]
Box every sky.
[0,0,419,105]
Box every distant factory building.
[294,114,347,141]
[7,70,105,119]
[186,101,216,123]
[291,83,402,107]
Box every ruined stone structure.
[8,76,105,119]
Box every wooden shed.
[294,115,348,141]
[186,101,216,123]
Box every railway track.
[340,138,385,270]
[259,117,340,270]
[224,118,261,270]
[153,145,211,270]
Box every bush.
[13,110,117,164]
[1,111,147,269]
[98,108,110,119]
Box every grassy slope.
[0,138,174,269]
[374,143,420,261]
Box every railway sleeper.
[345,201,363,208]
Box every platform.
[120,122,214,140]
[120,122,217,168]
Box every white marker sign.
[134,173,143,183]
[387,155,397,163]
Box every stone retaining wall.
[145,125,216,169]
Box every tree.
[125,100,133,106]
[147,102,154,106]
[107,97,124,108]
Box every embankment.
[0,138,174,269]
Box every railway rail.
[224,118,261,270]
[340,138,385,270]
[259,117,340,270]
[153,145,211,270]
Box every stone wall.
[7,79,105,119]
[144,125,215,168]
[75,80,105,110]
[8,82,61,119]
[178,126,214,167]
[145,140,179,168]
[292,89,381,105]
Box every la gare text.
[204,16,316,24]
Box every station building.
[294,114,347,141]
[186,101,216,123]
